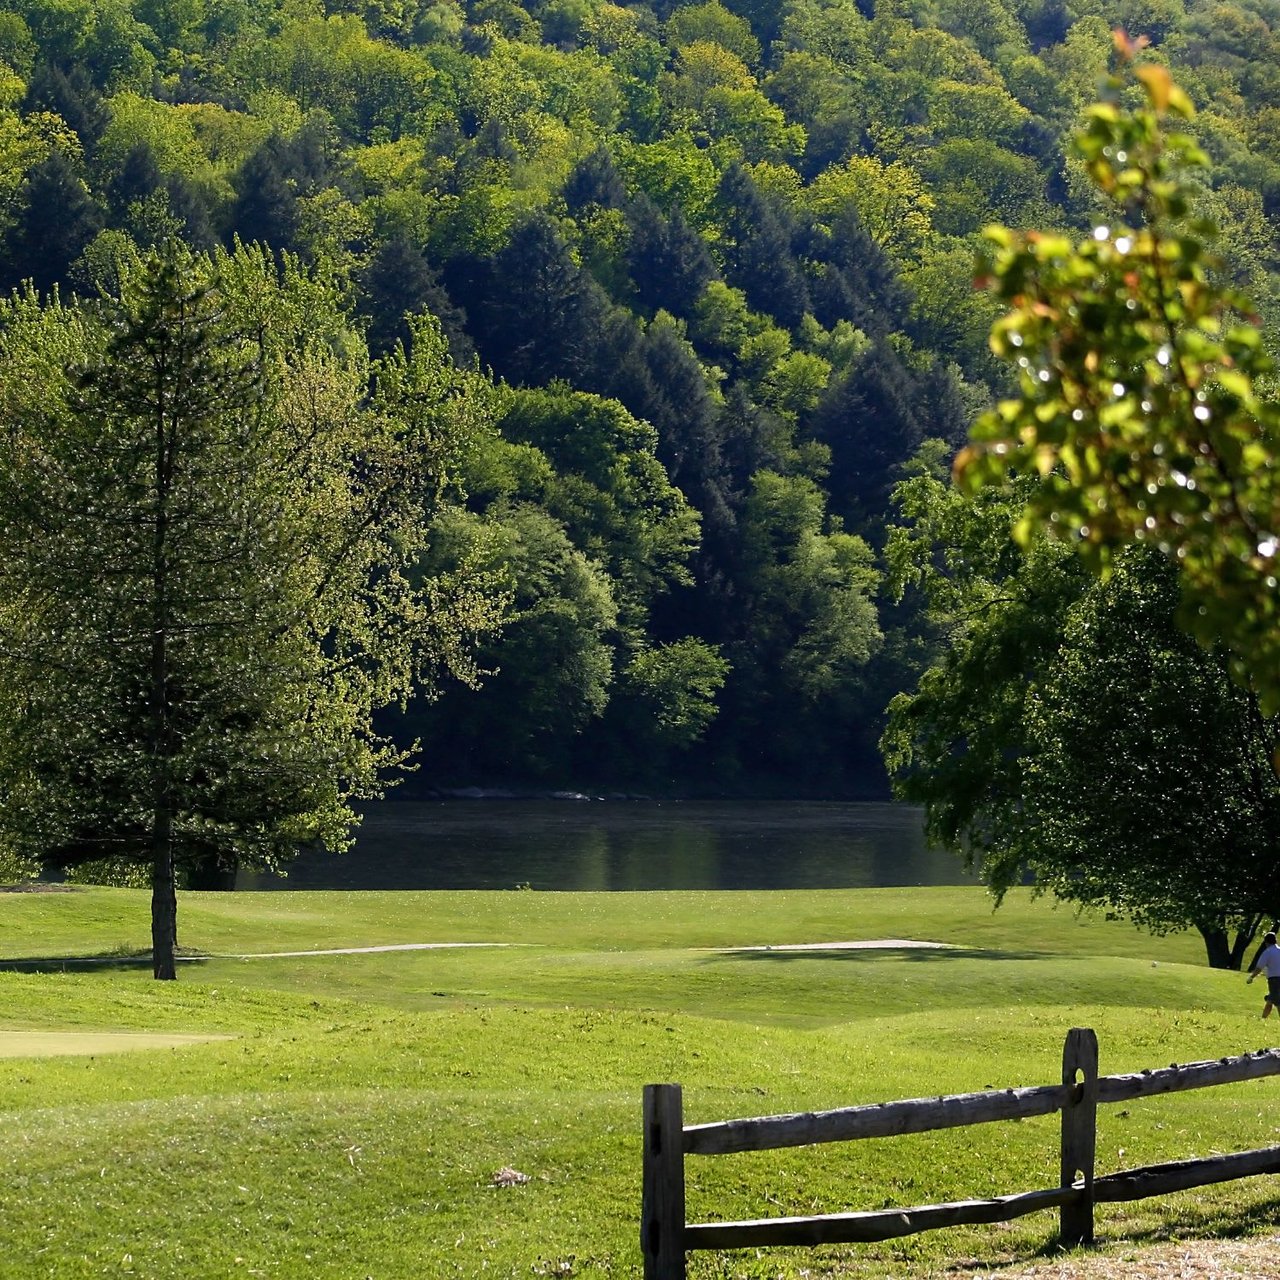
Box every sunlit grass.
[0,884,1213,963]
[0,885,1274,1278]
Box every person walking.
[1247,931,1280,1018]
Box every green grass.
[0,885,1275,1278]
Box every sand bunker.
[710,939,955,952]
[217,942,512,959]
[0,1030,233,1058]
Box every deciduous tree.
[957,47,1280,711]
[882,459,1280,967]
[1024,553,1279,969]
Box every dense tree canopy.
[1024,554,1280,969]
[0,247,497,973]
[882,465,1279,968]
[1,0,1280,795]
[883,47,1280,968]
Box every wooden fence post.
[1060,1027,1099,1247]
[642,1084,686,1280]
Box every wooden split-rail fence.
[641,1029,1280,1278]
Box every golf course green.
[0,884,1275,1278]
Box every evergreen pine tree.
[22,63,107,156]
[716,164,809,330]
[358,238,472,361]
[915,359,971,447]
[3,152,103,294]
[229,139,299,251]
[808,341,925,533]
[563,146,628,213]
[107,141,162,214]
[166,174,218,252]
[626,195,717,318]
[449,214,608,386]
[795,212,910,336]
[0,247,497,977]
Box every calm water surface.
[240,800,972,891]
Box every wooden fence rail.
[641,1029,1280,1278]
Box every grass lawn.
[0,885,1276,1279]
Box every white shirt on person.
[1254,943,1280,978]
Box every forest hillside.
[2,0,1277,793]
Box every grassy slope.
[0,886,1275,1279]
[0,884,1214,960]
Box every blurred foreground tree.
[0,245,498,978]
[957,41,1280,714]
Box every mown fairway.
[1,885,1276,1279]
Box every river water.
[238,799,973,891]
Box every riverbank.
[0,886,1272,1278]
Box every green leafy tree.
[421,383,712,779]
[725,469,881,771]
[0,109,79,243]
[803,153,935,265]
[928,0,1027,62]
[666,1,760,64]
[925,79,1032,149]
[882,458,1280,967]
[765,51,867,177]
[905,238,1005,382]
[0,11,36,77]
[615,132,723,228]
[1024,552,1280,969]
[0,246,496,977]
[918,139,1048,237]
[419,503,620,777]
[617,637,729,750]
[882,463,1085,885]
[661,39,803,161]
[957,47,1280,711]
[496,384,700,627]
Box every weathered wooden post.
[642,1083,686,1279]
[1059,1027,1099,1247]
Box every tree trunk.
[151,817,177,980]
[1199,925,1234,970]
[1237,917,1268,972]
[1199,917,1266,971]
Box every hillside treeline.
[1,0,1278,793]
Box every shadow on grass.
[1094,1192,1280,1246]
[927,1195,1280,1274]
[0,951,210,974]
[710,946,1049,963]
